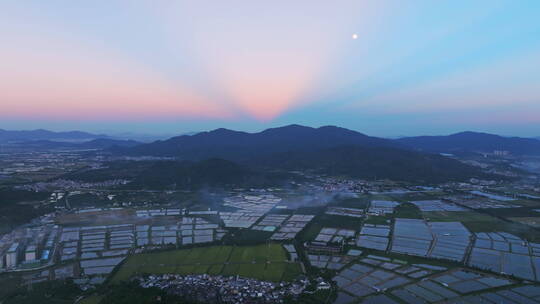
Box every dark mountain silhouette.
[13,138,140,150]
[78,138,141,149]
[128,159,255,189]
[14,125,526,183]
[0,129,110,142]
[397,131,540,155]
[63,159,289,189]
[114,124,399,160]
[106,125,521,183]
[69,145,495,185]
[250,145,494,183]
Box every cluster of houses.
[138,274,309,303]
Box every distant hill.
[71,146,492,185]
[397,132,540,155]
[251,145,493,183]
[110,125,509,183]
[0,189,52,234]
[0,128,111,143]
[63,159,290,189]
[8,125,523,183]
[128,159,256,189]
[15,138,141,150]
[114,124,399,160]
[78,138,141,149]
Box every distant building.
[6,243,20,268]
[25,245,37,262]
[40,249,51,261]
[317,282,331,290]
[493,150,510,156]
[304,241,342,254]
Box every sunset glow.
[1,1,539,135]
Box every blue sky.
[1,1,539,137]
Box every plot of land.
[411,200,465,212]
[357,224,391,251]
[449,284,540,304]
[510,217,540,228]
[469,232,538,281]
[391,218,433,257]
[110,244,302,283]
[423,211,495,223]
[393,269,514,303]
[428,222,472,262]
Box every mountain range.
[250,145,485,183]
[3,125,538,183]
[3,126,538,156]
[397,131,540,155]
[62,158,289,190]
[0,138,140,150]
[106,125,539,183]
[0,129,141,149]
[113,124,398,160]
[22,138,141,149]
[115,125,540,158]
[0,129,110,143]
[103,125,514,183]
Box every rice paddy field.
[510,217,540,228]
[423,211,497,223]
[110,243,302,283]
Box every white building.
[6,243,20,268]
[25,245,37,262]
[317,282,331,290]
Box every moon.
[352,33,358,40]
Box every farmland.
[110,243,302,283]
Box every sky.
[1,1,539,137]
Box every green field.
[111,244,302,283]
[393,203,423,219]
[423,211,496,222]
[79,295,104,304]
[364,215,392,225]
[423,210,540,241]
[297,213,363,242]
